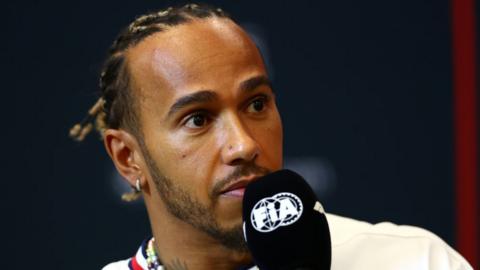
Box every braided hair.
[70,3,229,200]
[70,3,229,142]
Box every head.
[72,3,283,252]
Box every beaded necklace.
[146,238,161,270]
[145,237,258,270]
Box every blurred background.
[3,0,478,269]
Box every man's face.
[126,18,283,249]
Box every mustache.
[210,163,272,198]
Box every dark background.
[3,0,477,269]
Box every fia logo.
[250,192,303,232]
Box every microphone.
[242,169,331,270]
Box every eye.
[247,96,268,113]
[184,113,209,129]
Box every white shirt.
[102,213,473,270]
[326,214,472,270]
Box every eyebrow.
[165,75,273,119]
[239,75,273,93]
[166,90,219,119]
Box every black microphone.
[242,169,331,270]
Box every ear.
[103,129,145,188]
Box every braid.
[70,3,229,142]
[70,3,229,200]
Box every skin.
[104,17,283,270]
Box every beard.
[141,145,271,252]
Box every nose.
[221,115,259,165]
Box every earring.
[135,178,142,192]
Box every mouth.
[219,175,261,198]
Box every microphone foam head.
[242,169,331,270]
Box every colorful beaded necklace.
[146,238,161,270]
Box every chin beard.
[141,145,249,253]
[201,222,250,253]
[157,175,249,253]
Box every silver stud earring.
[135,178,141,192]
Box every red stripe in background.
[451,0,479,267]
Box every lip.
[220,175,261,197]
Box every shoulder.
[101,259,131,270]
[326,213,473,270]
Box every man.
[70,3,473,270]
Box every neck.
[145,196,253,270]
